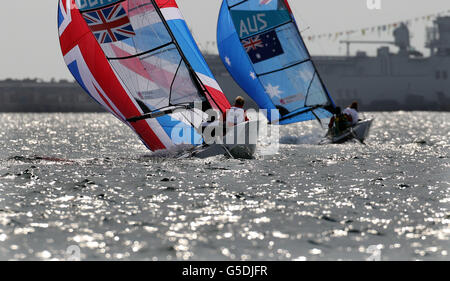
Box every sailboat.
[217,0,372,143]
[58,0,257,158]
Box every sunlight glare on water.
[0,112,449,260]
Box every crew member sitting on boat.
[328,107,351,135]
[226,96,249,127]
[343,102,359,126]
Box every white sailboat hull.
[327,119,374,144]
[190,121,259,159]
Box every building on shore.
[207,16,450,112]
[1,17,449,113]
[311,16,450,111]
[0,79,103,112]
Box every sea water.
[0,112,448,260]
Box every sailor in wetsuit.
[328,106,351,135]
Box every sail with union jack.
[58,0,231,152]
[82,3,135,44]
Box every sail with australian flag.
[217,0,335,125]
[58,0,231,152]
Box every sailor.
[226,96,249,127]
[343,102,359,126]
[328,107,351,134]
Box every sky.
[1,0,449,81]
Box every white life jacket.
[343,108,359,125]
[226,107,245,126]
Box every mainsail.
[58,0,231,151]
[217,0,335,125]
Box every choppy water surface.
[0,112,448,261]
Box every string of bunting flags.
[305,9,450,41]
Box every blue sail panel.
[217,1,276,113]
[231,9,291,38]
[217,0,335,124]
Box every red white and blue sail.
[217,0,335,125]
[58,0,230,151]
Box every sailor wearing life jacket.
[226,96,249,127]
[343,102,359,126]
[328,106,351,134]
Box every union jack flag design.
[58,0,231,152]
[242,36,264,52]
[241,30,284,64]
[82,3,135,44]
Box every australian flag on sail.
[82,3,135,44]
[241,30,284,64]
